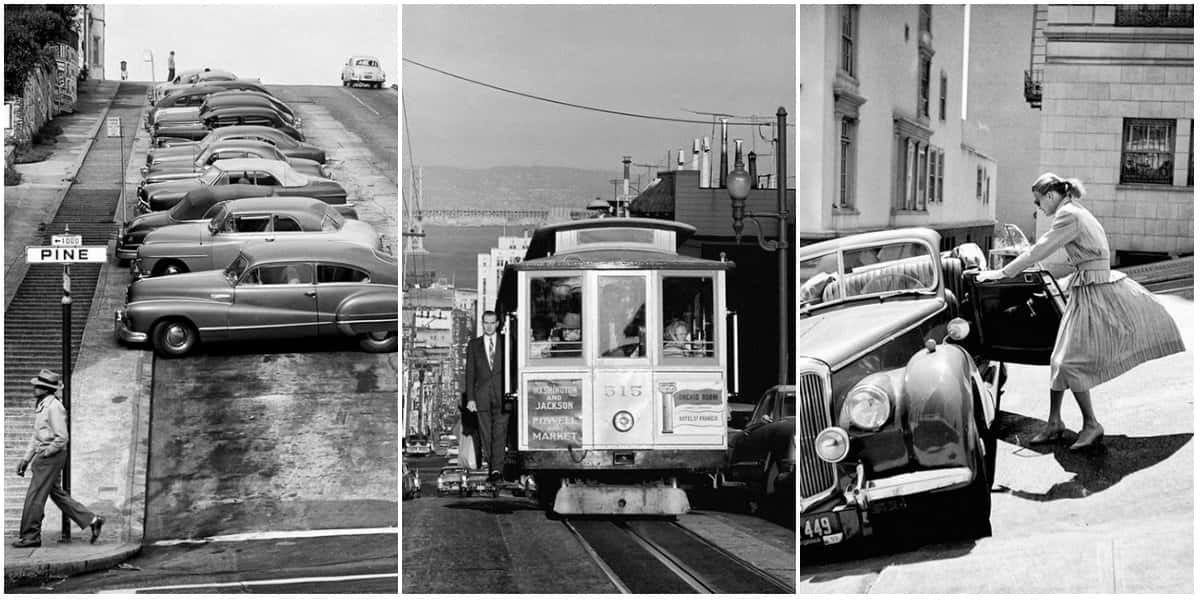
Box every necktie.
[487,336,494,370]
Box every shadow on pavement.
[994,411,1193,501]
[442,498,541,515]
[801,536,979,576]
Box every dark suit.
[465,333,506,472]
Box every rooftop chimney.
[748,150,758,189]
[691,139,700,170]
[700,136,712,188]
[719,119,728,188]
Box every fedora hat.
[31,369,63,391]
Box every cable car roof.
[521,217,696,261]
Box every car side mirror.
[761,414,774,425]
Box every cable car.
[495,217,737,515]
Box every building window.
[904,140,916,210]
[916,145,927,210]
[927,149,937,204]
[976,166,984,201]
[936,149,944,203]
[840,6,857,77]
[838,117,856,208]
[1189,119,1194,187]
[1115,5,1193,27]
[919,5,932,36]
[939,72,947,121]
[1121,118,1176,185]
[918,54,931,118]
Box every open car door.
[967,264,1066,365]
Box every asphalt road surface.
[799,284,1193,593]
[402,453,796,593]
[271,85,398,186]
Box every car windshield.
[799,240,938,309]
[198,167,222,186]
[355,59,379,67]
[225,252,249,283]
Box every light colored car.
[138,158,346,213]
[140,140,327,184]
[341,56,386,88]
[148,125,326,166]
[116,239,398,357]
[132,196,381,277]
[436,467,466,496]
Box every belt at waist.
[1072,258,1109,270]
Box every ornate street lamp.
[728,107,790,386]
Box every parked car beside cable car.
[798,227,1062,551]
[138,158,346,213]
[116,239,398,357]
[405,435,432,457]
[723,385,795,515]
[341,55,386,88]
[132,196,380,277]
[117,185,275,261]
[148,125,326,166]
[140,139,326,184]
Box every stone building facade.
[1027,4,1193,264]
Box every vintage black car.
[154,105,302,146]
[148,125,326,166]
[724,385,795,514]
[798,227,1063,550]
[200,90,299,125]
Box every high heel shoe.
[1070,424,1105,451]
[1029,422,1067,444]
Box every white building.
[475,233,531,330]
[800,4,997,251]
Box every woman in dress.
[977,172,1185,450]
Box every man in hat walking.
[12,369,104,548]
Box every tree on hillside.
[4,4,80,98]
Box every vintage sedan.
[154,68,240,103]
[146,85,230,129]
[723,385,795,514]
[155,105,302,146]
[341,55,386,88]
[117,185,275,261]
[436,467,466,496]
[138,158,346,213]
[148,125,326,165]
[798,227,1062,551]
[200,90,299,126]
[116,239,399,357]
[140,140,326,184]
[133,196,379,277]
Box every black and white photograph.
[797,4,1192,593]
[401,3,796,594]
[4,3,399,593]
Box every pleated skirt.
[1051,272,1186,391]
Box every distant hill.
[402,166,622,211]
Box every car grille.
[797,360,837,501]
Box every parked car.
[147,88,226,128]
[148,125,326,166]
[341,55,386,88]
[132,196,380,277]
[138,158,346,213]
[140,139,326,184]
[154,68,239,102]
[117,185,274,261]
[200,90,299,126]
[723,385,795,513]
[436,466,466,496]
[405,436,432,457]
[403,461,421,500]
[798,227,1059,551]
[150,67,212,103]
[155,105,303,146]
[116,239,399,357]
[193,79,274,97]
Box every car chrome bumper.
[858,467,972,504]
[113,309,148,344]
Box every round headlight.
[845,384,892,430]
[815,427,850,463]
[612,410,634,432]
[947,317,971,341]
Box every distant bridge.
[415,208,588,226]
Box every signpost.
[26,228,106,542]
[106,117,125,226]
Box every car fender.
[901,342,977,470]
[334,289,398,336]
[124,300,230,342]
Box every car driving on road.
[341,55,386,88]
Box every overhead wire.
[404,58,793,128]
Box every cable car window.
[597,276,646,358]
[530,276,583,359]
[661,276,715,359]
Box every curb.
[4,543,140,588]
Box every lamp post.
[142,50,155,82]
[728,107,790,386]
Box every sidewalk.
[4,80,153,588]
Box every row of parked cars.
[114,66,398,358]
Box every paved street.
[798,281,1193,593]
[402,453,796,594]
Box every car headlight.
[814,427,850,463]
[844,383,891,430]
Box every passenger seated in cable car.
[662,319,694,357]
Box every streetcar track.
[564,518,791,594]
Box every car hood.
[128,269,230,303]
[126,211,174,233]
[341,219,382,247]
[144,180,201,197]
[797,297,944,369]
[142,222,206,246]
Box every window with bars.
[1120,118,1176,185]
[840,6,857,77]
[838,117,856,208]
